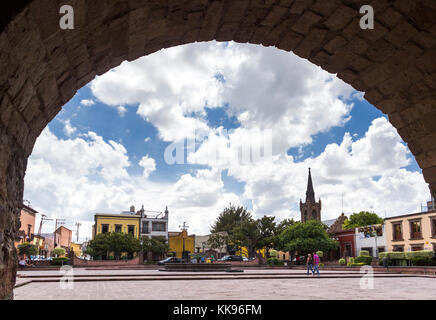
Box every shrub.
[355,255,372,265]
[379,252,388,260]
[411,257,432,266]
[319,263,324,267]
[267,257,283,266]
[51,257,69,265]
[405,250,434,260]
[349,262,365,267]
[338,258,346,265]
[53,248,66,257]
[359,250,370,256]
[387,252,406,260]
[269,250,278,258]
[17,242,38,256]
[349,257,355,264]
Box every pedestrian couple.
[306,252,320,276]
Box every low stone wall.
[72,256,140,266]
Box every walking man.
[306,253,314,276]
[313,252,320,276]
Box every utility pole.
[75,222,82,243]
[37,214,53,256]
[179,222,189,261]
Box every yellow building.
[70,242,82,257]
[93,213,141,239]
[169,230,195,259]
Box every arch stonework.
[0,0,435,299]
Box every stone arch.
[0,0,436,299]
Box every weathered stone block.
[324,35,347,55]
[294,28,327,58]
[323,5,356,31]
[385,20,419,48]
[291,10,323,34]
[310,0,341,17]
[198,1,224,41]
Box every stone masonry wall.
[0,0,435,299]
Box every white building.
[124,205,169,240]
[354,224,386,258]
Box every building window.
[142,222,149,234]
[128,225,135,235]
[409,219,422,239]
[152,222,166,232]
[411,244,424,251]
[115,224,122,233]
[392,222,403,241]
[344,243,352,257]
[378,247,385,254]
[102,224,109,233]
[431,217,436,238]
[393,245,404,252]
[27,224,32,237]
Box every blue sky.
[24,41,429,241]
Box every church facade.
[300,168,321,222]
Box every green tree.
[52,247,66,257]
[207,232,228,251]
[211,204,252,234]
[272,218,295,251]
[141,236,170,259]
[342,211,384,230]
[256,216,277,256]
[86,232,140,260]
[210,204,253,254]
[17,242,38,257]
[232,219,261,258]
[279,220,338,255]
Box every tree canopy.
[86,232,140,259]
[140,236,169,256]
[278,220,338,255]
[52,247,66,257]
[210,204,252,234]
[17,242,38,257]
[342,211,384,230]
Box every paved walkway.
[13,269,436,300]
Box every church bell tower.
[300,168,321,222]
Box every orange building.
[15,204,37,248]
[55,226,73,251]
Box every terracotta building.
[14,204,37,247]
[54,226,72,251]
[325,213,356,259]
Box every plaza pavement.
[13,269,436,300]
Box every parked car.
[157,257,184,265]
[242,257,249,261]
[219,255,244,262]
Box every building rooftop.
[95,213,141,218]
[384,210,436,220]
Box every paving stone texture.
[1,0,436,299]
[13,269,436,300]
